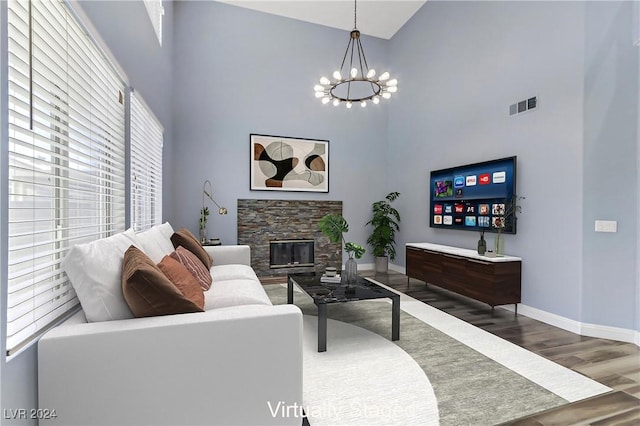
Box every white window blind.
[143,0,164,46]
[6,0,126,355]
[130,90,163,232]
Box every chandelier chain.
[354,0,357,29]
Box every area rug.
[264,281,611,426]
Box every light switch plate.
[595,220,617,233]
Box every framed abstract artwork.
[250,134,329,192]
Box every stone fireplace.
[237,199,342,278]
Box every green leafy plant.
[199,206,210,231]
[493,195,525,234]
[318,214,365,259]
[366,192,401,260]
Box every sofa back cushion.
[135,222,175,263]
[170,246,213,291]
[157,255,205,309]
[122,246,204,317]
[63,228,139,322]
[170,228,212,269]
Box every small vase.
[477,234,486,255]
[494,233,504,256]
[345,257,358,286]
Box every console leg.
[515,304,518,316]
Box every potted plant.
[199,206,210,243]
[318,214,365,284]
[366,192,400,273]
[493,195,524,255]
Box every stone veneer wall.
[237,199,343,278]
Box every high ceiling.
[215,1,427,40]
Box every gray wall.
[171,1,389,259]
[582,1,638,329]
[388,0,638,331]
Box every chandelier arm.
[339,37,353,73]
[357,37,370,73]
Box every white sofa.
[38,224,303,426]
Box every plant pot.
[345,257,358,286]
[374,256,389,273]
[494,233,504,256]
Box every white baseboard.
[388,263,639,346]
[500,304,639,346]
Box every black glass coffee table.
[287,272,400,352]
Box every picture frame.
[250,134,329,192]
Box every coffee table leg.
[287,277,293,304]
[391,295,400,341]
[318,303,327,352]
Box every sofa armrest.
[205,244,251,266]
[38,304,303,426]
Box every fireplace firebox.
[269,239,314,269]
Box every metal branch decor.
[250,134,329,192]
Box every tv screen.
[429,156,517,234]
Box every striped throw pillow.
[170,246,213,291]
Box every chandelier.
[314,0,398,108]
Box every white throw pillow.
[64,228,140,322]
[135,222,176,263]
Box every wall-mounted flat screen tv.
[429,156,517,234]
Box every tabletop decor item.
[318,214,365,285]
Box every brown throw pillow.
[170,228,212,269]
[122,246,204,318]
[157,255,205,310]
[170,246,213,291]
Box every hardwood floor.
[357,270,640,425]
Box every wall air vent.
[509,96,537,116]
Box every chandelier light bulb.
[382,92,391,99]
[320,76,330,85]
[373,96,380,104]
[387,79,398,86]
[333,71,342,80]
[379,72,390,81]
[366,69,376,78]
[346,101,353,109]
[314,84,324,92]
[322,97,331,104]
[361,101,367,108]
[387,86,398,93]
[333,99,340,106]
[350,68,358,78]
[314,92,325,98]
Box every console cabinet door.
[406,247,427,282]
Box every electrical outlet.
[595,220,617,233]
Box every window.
[143,0,164,46]
[130,90,163,232]
[6,0,126,355]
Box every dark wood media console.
[406,243,521,311]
